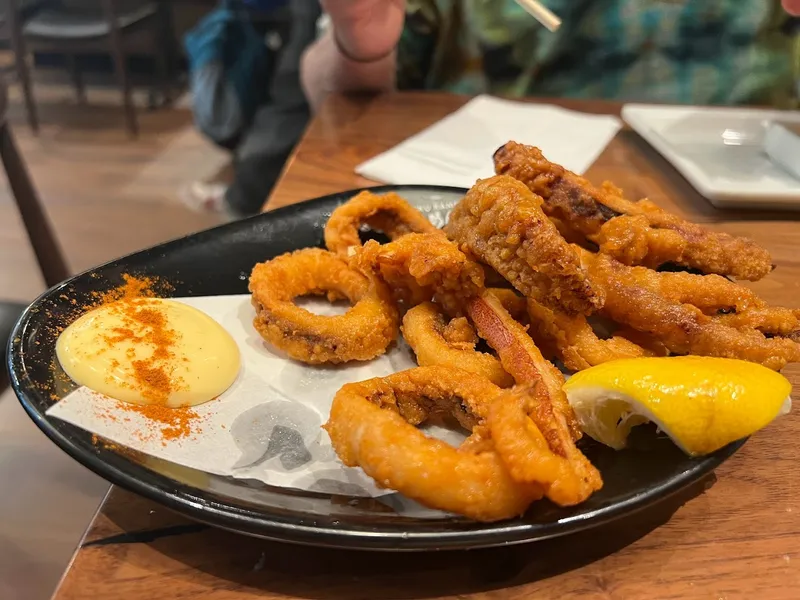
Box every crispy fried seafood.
[248,146,799,522]
[353,232,485,315]
[402,302,514,387]
[355,233,578,421]
[445,175,602,314]
[465,291,583,441]
[355,231,584,439]
[324,366,542,522]
[578,249,800,370]
[526,296,666,372]
[487,287,528,323]
[489,385,602,506]
[249,248,398,364]
[523,245,798,371]
[494,141,773,281]
[324,190,439,258]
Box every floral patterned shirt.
[397,0,798,107]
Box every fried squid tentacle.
[521,244,795,370]
[494,141,773,281]
[526,296,664,371]
[715,308,800,339]
[626,269,760,313]
[324,190,439,258]
[579,249,800,370]
[445,175,603,314]
[607,266,800,337]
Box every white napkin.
[356,95,622,187]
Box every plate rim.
[621,103,800,208]
[6,184,746,551]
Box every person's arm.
[300,29,398,112]
[300,0,406,112]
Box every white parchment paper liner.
[47,295,468,498]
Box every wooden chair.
[1,1,49,130]
[0,1,49,47]
[9,0,176,137]
[0,77,70,391]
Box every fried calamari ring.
[402,302,513,387]
[488,385,603,506]
[355,234,585,440]
[324,367,541,521]
[324,190,439,258]
[249,248,398,364]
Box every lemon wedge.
[563,356,792,456]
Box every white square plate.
[622,104,800,210]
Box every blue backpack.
[185,1,283,147]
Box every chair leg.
[156,2,177,107]
[66,54,86,105]
[154,51,170,107]
[102,0,138,138]
[7,0,38,133]
[0,123,70,287]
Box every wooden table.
[53,92,800,599]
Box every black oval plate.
[7,185,744,551]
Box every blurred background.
[0,2,301,598]
[0,1,798,598]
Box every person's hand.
[320,0,406,62]
[784,0,800,15]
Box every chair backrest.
[58,0,148,11]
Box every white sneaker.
[179,181,233,217]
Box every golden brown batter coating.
[249,248,398,364]
[494,141,773,281]
[324,190,439,258]
[525,296,666,372]
[402,302,514,387]
[444,175,602,315]
[578,248,800,370]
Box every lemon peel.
[563,356,791,456]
